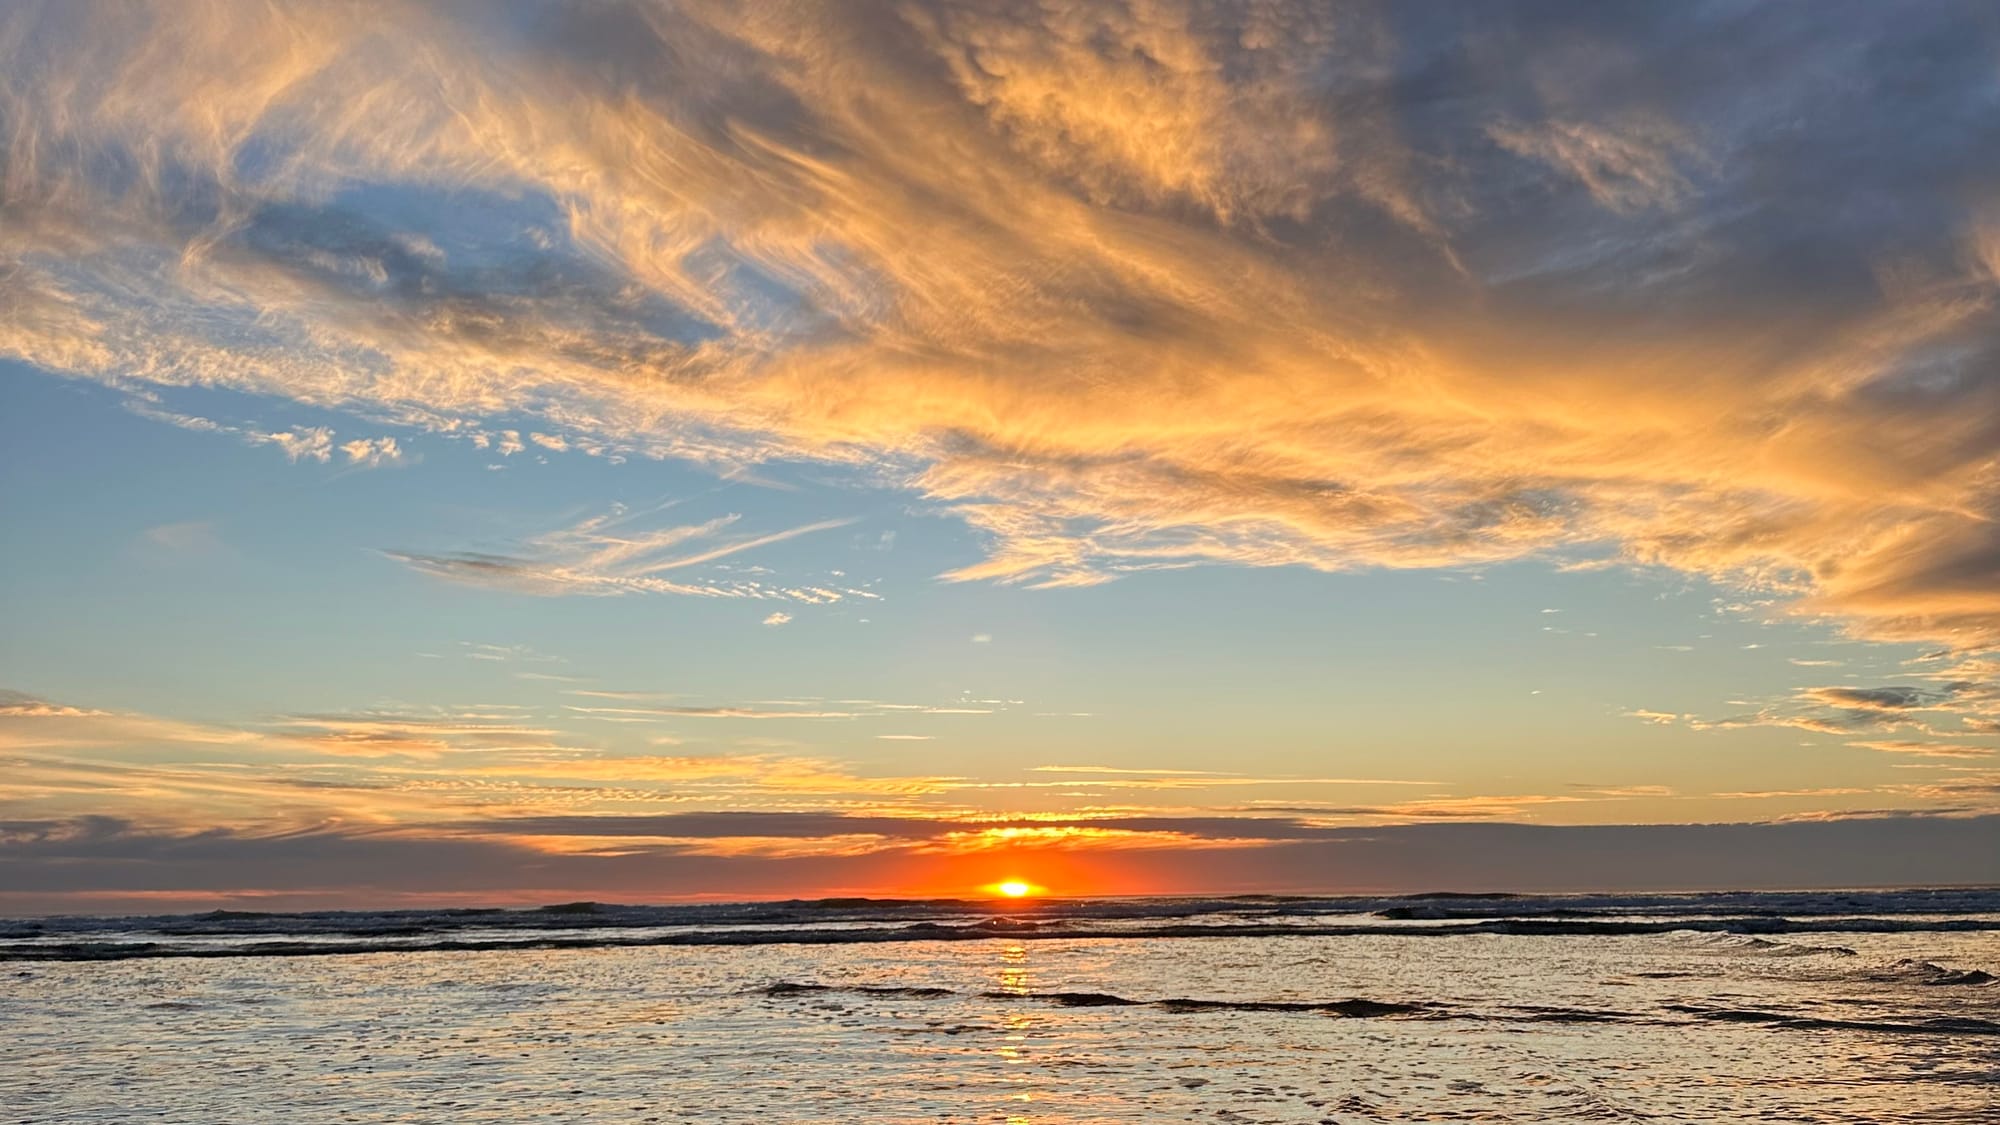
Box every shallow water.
[5,895,1997,1122]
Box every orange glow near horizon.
[993,879,1036,899]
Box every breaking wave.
[753,982,1439,1018]
[4,887,1994,963]
[750,982,2000,1037]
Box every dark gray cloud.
[3,814,1995,915]
[1668,667,2000,738]
[1806,687,1942,711]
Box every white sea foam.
[5,888,1996,962]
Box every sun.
[997,880,1032,898]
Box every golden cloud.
[2,0,1996,652]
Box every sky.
[2,0,1998,913]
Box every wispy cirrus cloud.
[125,394,410,468]
[0,691,110,721]
[3,2,1998,646]
[0,691,261,752]
[1030,765,1225,777]
[270,710,582,759]
[1711,787,1875,801]
[0,690,589,765]
[0,692,969,833]
[385,504,859,600]
[1642,650,2000,740]
[8,688,1999,907]
[458,756,961,800]
[562,695,1004,724]
[565,705,864,721]
[1848,740,1996,760]
[0,690,1673,840]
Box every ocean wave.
[7,887,1996,941]
[756,982,956,999]
[753,982,1435,1018]
[1673,933,1858,956]
[8,912,2000,963]
[1664,1004,2000,1037]
[1869,959,1996,986]
[749,982,1998,1038]
[1494,1004,1645,1023]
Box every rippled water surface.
[5,894,1998,1122]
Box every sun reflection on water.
[995,941,1038,1108]
[996,944,1031,996]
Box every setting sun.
[997,881,1032,898]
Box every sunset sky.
[3,0,1998,913]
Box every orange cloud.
[2,0,1998,653]
[1849,741,1996,760]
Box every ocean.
[4,889,1996,1122]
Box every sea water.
[4,890,1996,1122]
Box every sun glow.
[997,880,1032,898]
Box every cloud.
[270,710,579,759]
[1654,656,2000,736]
[1883,770,2000,806]
[562,696,1008,725]
[1031,765,1224,776]
[1802,686,1939,711]
[338,435,406,468]
[0,690,109,720]
[250,426,334,463]
[0,691,264,752]
[385,505,858,599]
[3,693,579,763]
[960,774,1437,792]
[6,813,1998,913]
[1487,114,1699,214]
[1849,740,1996,760]
[1711,787,1874,800]
[1295,795,1592,820]
[0,691,985,837]
[1567,785,1676,799]
[564,704,861,721]
[139,520,222,556]
[459,642,562,664]
[761,611,792,627]
[0,689,1693,849]
[7,684,1999,907]
[457,754,962,798]
[124,397,380,469]
[1,2,1998,648]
